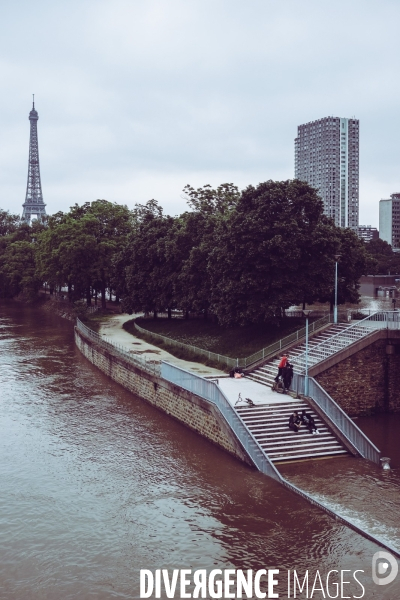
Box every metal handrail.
[135,314,332,370]
[135,321,237,368]
[160,362,282,480]
[76,318,161,376]
[291,311,400,372]
[74,317,399,557]
[292,373,380,464]
[160,362,398,557]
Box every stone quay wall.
[314,331,400,416]
[74,326,252,466]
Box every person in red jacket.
[274,354,288,383]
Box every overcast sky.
[1,0,399,227]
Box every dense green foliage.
[36,200,133,308]
[0,212,45,300]
[365,238,400,274]
[0,179,384,325]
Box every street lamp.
[303,309,312,396]
[334,254,341,324]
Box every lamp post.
[303,310,312,396]
[334,254,341,324]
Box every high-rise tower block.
[295,117,359,230]
[22,97,47,223]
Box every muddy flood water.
[1,302,399,599]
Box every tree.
[365,238,400,275]
[0,215,42,300]
[121,201,177,317]
[36,200,134,307]
[2,240,40,300]
[207,180,331,325]
[316,227,370,308]
[206,180,369,325]
[182,183,240,216]
[0,209,20,236]
[172,184,240,317]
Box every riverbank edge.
[74,322,400,559]
[74,324,253,467]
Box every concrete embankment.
[74,324,252,466]
[74,320,400,559]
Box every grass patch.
[124,322,226,370]
[124,316,317,359]
[80,311,115,333]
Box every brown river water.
[1,302,399,599]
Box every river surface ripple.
[0,303,399,599]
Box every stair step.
[240,407,318,415]
[262,440,341,452]
[243,413,323,422]
[236,406,309,414]
[243,413,322,422]
[234,322,371,462]
[247,423,326,432]
[270,450,348,462]
[254,431,335,445]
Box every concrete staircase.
[235,399,348,463]
[248,323,351,387]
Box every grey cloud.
[1,0,399,224]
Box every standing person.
[282,361,294,393]
[275,354,288,384]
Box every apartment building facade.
[379,193,400,251]
[295,116,359,229]
[357,225,379,243]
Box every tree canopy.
[0,181,378,323]
[365,238,400,275]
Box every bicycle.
[272,377,286,394]
[235,393,255,407]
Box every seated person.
[232,367,244,379]
[301,410,319,434]
[288,411,301,433]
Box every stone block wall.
[75,327,252,466]
[315,338,400,416]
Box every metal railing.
[136,321,238,369]
[86,306,100,314]
[292,373,381,464]
[75,316,399,556]
[291,311,400,373]
[161,362,282,480]
[76,318,161,376]
[135,314,332,370]
[242,314,332,366]
[285,310,330,318]
[161,362,400,557]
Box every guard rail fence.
[134,313,332,370]
[161,361,399,558]
[291,310,400,373]
[292,373,380,464]
[76,318,161,376]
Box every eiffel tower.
[22,96,47,223]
